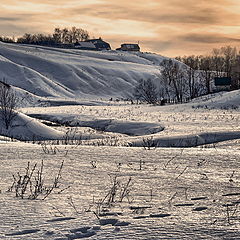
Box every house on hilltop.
[74,41,96,50]
[86,38,111,50]
[116,43,140,51]
[214,77,232,92]
[74,38,111,51]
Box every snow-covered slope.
[0,42,168,100]
[192,89,240,109]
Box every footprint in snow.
[99,218,118,226]
[66,231,96,239]
[115,221,131,226]
[133,215,149,219]
[192,207,208,211]
[5,229,40,236]
[222,192,240,197]
[174,203,194,207]
[47,217,76,222]
[70,226,92,233]
[133,214,171,219]
[67,225,102,239]
[149,213,171,218]
[191,197,208,201]
[99,218,131,227]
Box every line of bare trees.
[0,36,15,43]
[134,46,240,104]
[1,27,90,46]
[176,46,240,91]
[134,59,205,104]
[52,27,90,44]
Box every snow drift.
[0,111,107,141]
[0,111,64,140]
[28,113,164,136]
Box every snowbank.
[0,111,64,140]
[28,113,164,136]
[0,111,125,141]
[131,131,240,147]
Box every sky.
[0,0,240,56]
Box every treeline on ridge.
[0,27,90,46]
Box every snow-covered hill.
[2,42,239,110]
[0,42,169,100]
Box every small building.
[74,41,96,50]
[85,38,111,50]
[214,77,232,91]
[116,43,140,51]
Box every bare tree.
[221,46,237,78]
[181,56,201,99]
[211,48,225,77]
[232,54,240,89]
[0,80,18,129]
[133,79,158,104]
[161,59,187,102]
[54,27,90,44]
[53,28,62,43]
[199,56,213,94]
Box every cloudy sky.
[1,0,240,56]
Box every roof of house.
[85,38,111,50]
[214,77,232,86]
[122,43,139,47]
[74,42,96,49]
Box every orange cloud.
[0,0,239,56]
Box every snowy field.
[0,43,239,239]
[0,143,239,240]
[23,101,240,137]
[0,101,239,239]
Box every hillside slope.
[191,89,240,109]
[0,42,168,100]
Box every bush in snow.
[133,79,158,104]
[0,80,18,129]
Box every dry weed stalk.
[7,160,65,200]
[92,175,134,219]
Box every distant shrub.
[0,80,17,129]
[133,79,158,104]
